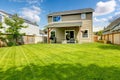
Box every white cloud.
[93,26,104,32]
[94,0,117,16]
[20,6,41,23]
[9,0,43,5]
[115,11,120,15]
[94,17,108,22]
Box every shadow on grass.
[0,64,120,80]
[98,44,120,50]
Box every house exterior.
[0,10,42,44]
[45,8,94,43]
[102,17,120,44]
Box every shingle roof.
[48,8,94,16]
[104,17,120,31]
[0,10,38,26]
[45,22,82,28]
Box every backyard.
[0,43,120,80]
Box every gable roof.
[104,17,120,31]
[48,8,94,16]
[0,10,38,26]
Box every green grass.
[0,43,120,80]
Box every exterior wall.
[50,27,79,43]
[79,20,93,43]
[48,13,92,23]
[21,23,40,36]
[48,16,52,23]
[47,12,93,43]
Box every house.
[102,17,120,44]
[45,8,94,43]
[0,10,43,44]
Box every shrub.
[97,40,111,44]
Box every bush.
[97,40,111,44]
[97,40,104,43]
[7,42,18,46]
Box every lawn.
[0,43,120,80]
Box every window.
[82,30,88,38]
[50,31,56,40]
[0,14,2,22]
[53,16,61,22]
[81,13,86,19]
[65,31,74,40]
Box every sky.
[0,0,120,32]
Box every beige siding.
[62,14,81,21]
[79,20,93,43]
[48,13,92,23]
[48,16,52,23]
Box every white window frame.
[81,29,89,38]
[81,13,86,19]
[52,16,62,22]
[65,30,75,40]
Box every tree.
[97,30,103,36]
[0,22,4,40]
[4,14,27,46]
[0,22,6,47]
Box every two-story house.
[45,8,94,43]
[0,10,42,44]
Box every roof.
[103,17,120,34]
[45,22,82,28]
[104,17,120,31]
[48,8,94,16]
[0,10,38,26]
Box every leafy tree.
[4,14,27,46]
[97,30,103,36]
[0,22,4,40]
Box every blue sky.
[0,0,120,31]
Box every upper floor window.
[0,14,2,22]
[81,13,86,19]
[82,30,88,38]
[53,16,61,22]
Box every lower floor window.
[50,31,56,40]
[82,30,88,38]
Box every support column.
[78,26,81,43]
[48,28,50,44]
[47,28,53,44]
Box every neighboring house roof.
[48,8,94,16]
[45,22,82,28]
[103,17,120,34]
[104,17,120,31]
[0,10,38,26]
